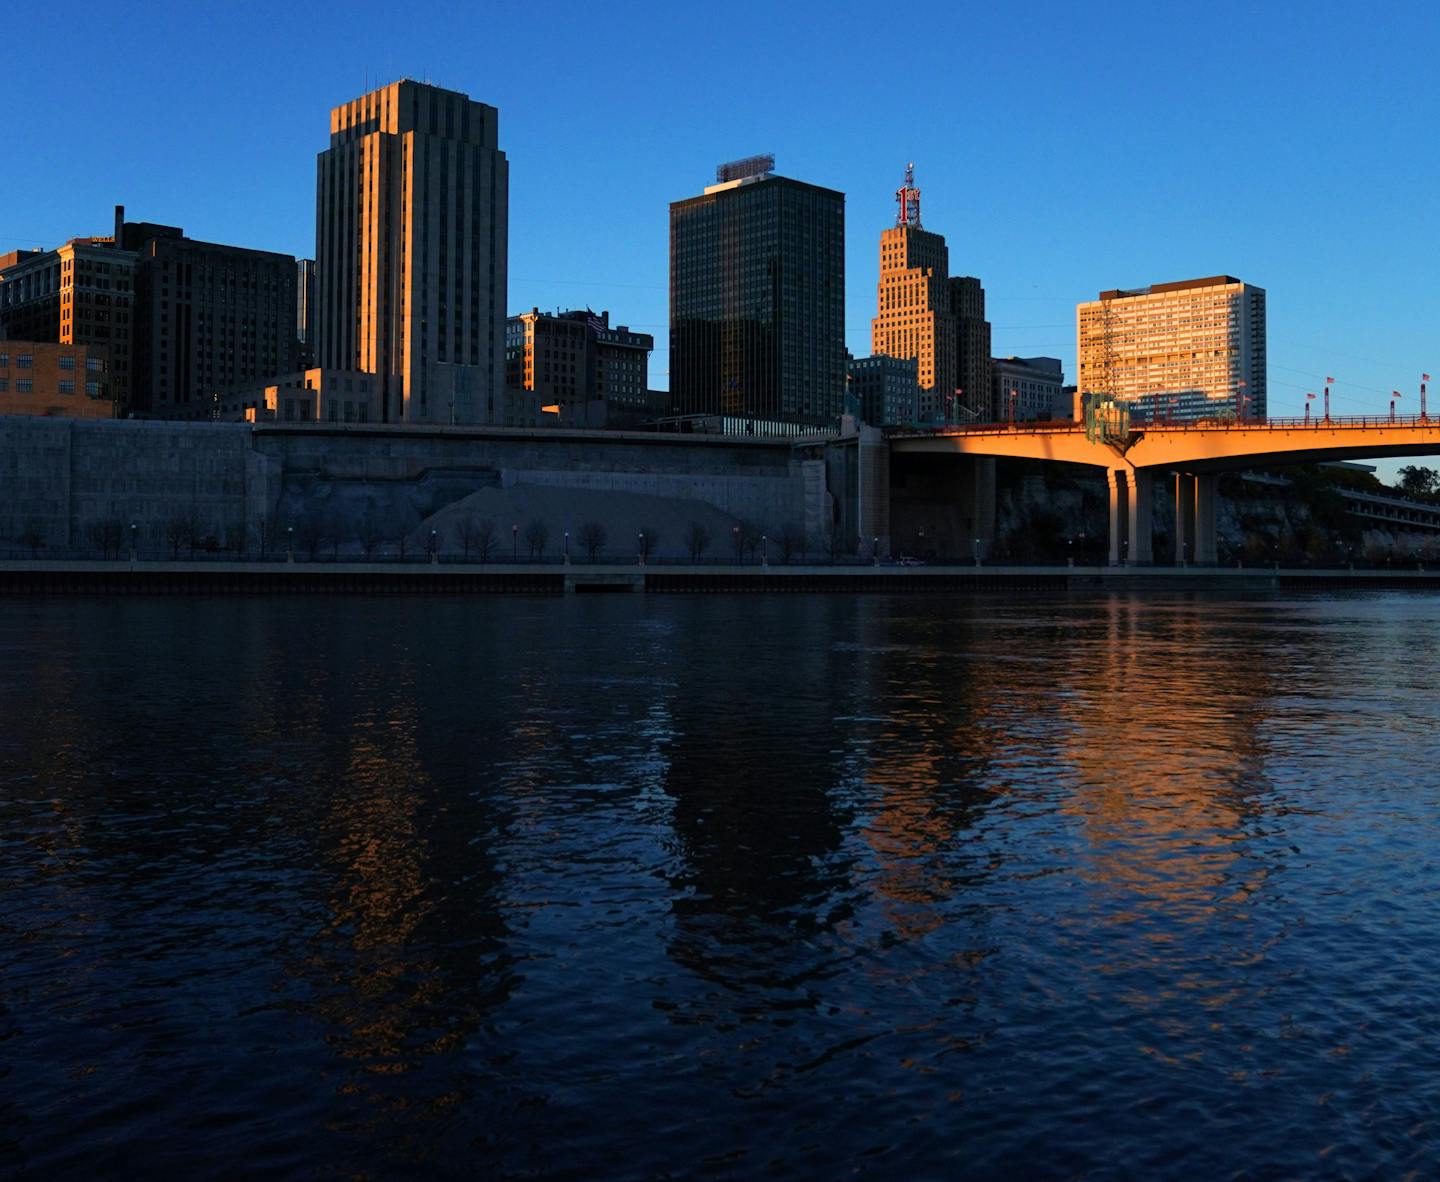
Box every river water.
[2,592,1438,1179]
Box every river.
[2,592,1437,1179]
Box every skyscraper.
[1076,276,1266,423]
[949,276,992,420]
[871,165,954,422]
[670,155,845,424]
[315,80,509,425]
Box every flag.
[1306,392,1316,400]
[1326,376,1335,384]
[1393,390,1402,398]
[1425,374,1432,383]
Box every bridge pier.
[1128,471,1153,564]
[1107,469,1128,565]
[1174,473,1195,565]
[1194,473,1218,564]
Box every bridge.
[888,414,1440,565]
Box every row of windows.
[0,378,103,395]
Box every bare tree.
[165,514,190,560]
[456,515,480,560]
[685,521,711,562]
[358,507,383,560]
[523,518,550,560]
[88,517,125,559]
[637,525,659,562]
[294,512,323,561]
[740,520,764,562]
[475,519,497,563]
[779,522,806,563]
[577,520,607,562]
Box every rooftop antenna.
[896,162,921,227]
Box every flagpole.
[1423,374,1430,422]
[1324,377,1333,423]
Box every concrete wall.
[0,417,821,558]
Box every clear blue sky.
[6,0,1440,472]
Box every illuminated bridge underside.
[892,420,1440,565]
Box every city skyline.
[6,2,1440,442]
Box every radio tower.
[895,162,921,227]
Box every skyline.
[6,1,1440,449]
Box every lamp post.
[973,537,980,567]
[732,524,740,564]
[512,523,518,562]
[430,528,438,564]
[287,525,294,563]
[1067,537,1074,568]
[870,536,877,567]
[761,534,768,568]
[638,532,645,566]
[130,523,137,562]
[563,530,570,565]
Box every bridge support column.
[1127,471,1153,564]
[1107,469,1128,566]
[1174,473,1196,566]
[1194,473,1218,565]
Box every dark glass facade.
[670,175,845,423]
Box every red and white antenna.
[895,162,921,227]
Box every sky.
[6,0,1440,475]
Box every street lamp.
[130,523,137,561]
[430,528,437,563]
[973,537,980,567]
[732,524,740,563]
[638,531,645,565]
[564,530,570,564]
[871,535,877,567]
[1067,537,1074,567]
[287,525,294,563]
[512,523,518,562]
[761,534,768,567]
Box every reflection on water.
[3,593,1440,1179]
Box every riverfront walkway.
[3,559,1438,595]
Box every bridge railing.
[890,413,1440,437]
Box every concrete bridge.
[889,414,1440,564]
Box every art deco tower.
[871,165,956,421]
[316,80,508,424]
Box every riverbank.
[3,558,1439,594]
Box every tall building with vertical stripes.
[315,80,508,425]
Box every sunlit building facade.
[0,340,116,418]
[670,156,846,424]
[316,80,509,425]
[1077,276,1267,423]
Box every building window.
[59,379,75,395]
[59,355,76,370]
[0,353,7,367]
[0,379,7,392]
[18,354,33,369]
[17,379,33,393]
[86,357,103,372]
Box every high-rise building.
[505,308,653,426]
[871,165,955,421]
[315,79,509,425]
[1076,276,1267,423]
[0,240,137,410]
[670,155,845,424]
[296,259,316,367]
[949,275,992,420]
[992,355,1065,422]
[118,212,298,418]
[848,353,920,427]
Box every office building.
[848,353,920,427]
[0,340,116,418]
[670,155,846,424]
[315,79,509,425]
[949,276,992,420]
[0,240,137,410]
[992,355,1065,422]
[871,166,955,421]
[1077,276,1267,422]
[118,211,298,417]
[505,308,653,426]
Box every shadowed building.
[315,80,509,426]
[1077,276,1267,423]
[117,212,298,418]
[296,259,317,368]
[505,308,653,427]
[670,155,845,425]
[949,275,992,420]
[848,353,919,427]
[991,355,1064,422]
